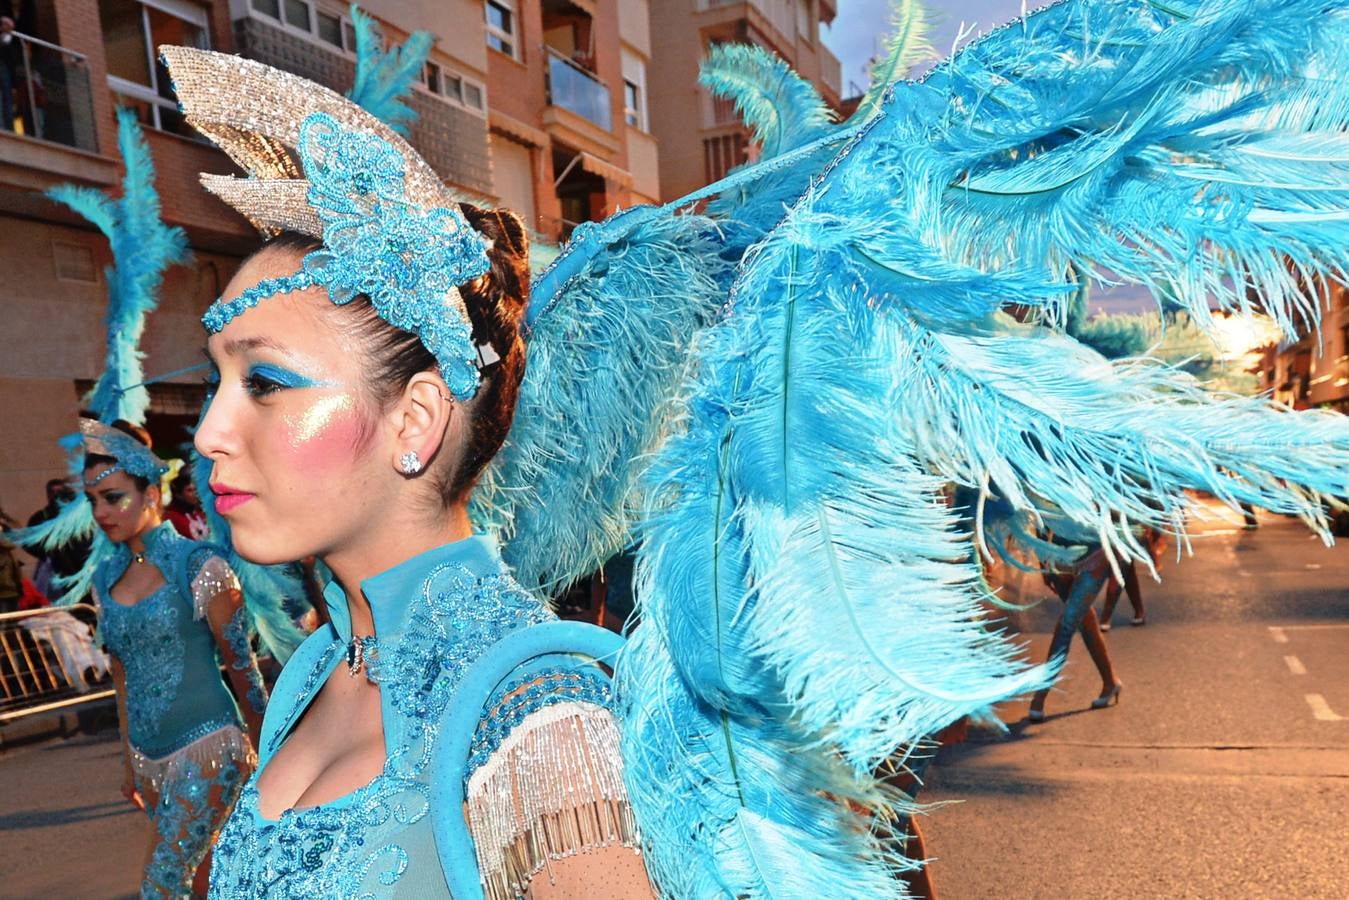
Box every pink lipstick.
[210,482,256,515]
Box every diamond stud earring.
[399,450,422,475]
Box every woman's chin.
[230,529,296,566]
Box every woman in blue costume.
[190,211,645,897]
[82,418,268,898]
[162,0,1349,894]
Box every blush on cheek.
[282,393,364,470]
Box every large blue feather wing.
[898,0,1349,335]
[475,208,731,594]
[614,3,1349,893]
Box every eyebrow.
[222,335,292,357]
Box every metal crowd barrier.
[0,604,113,724]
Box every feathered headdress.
[178,8,441,659]
[14,108,189,601]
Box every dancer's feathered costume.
[15,107,188,601]
[163,0,1349,895]
[10,110,297,897]
[14,107,304,662]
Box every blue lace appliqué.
[143,757,245,899]
[209,562,551,898]
[201,112,491,400]
[102,586,183,744]
[366,563,552,720]
[224,606,268,716]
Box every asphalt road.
[923,502,1349,898]
[0,502,1345,898]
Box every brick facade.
[0,0,658,525]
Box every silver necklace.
[346,635,378,678]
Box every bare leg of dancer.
[1120,558,1145,624]
[1100,574,1122,630]
[1100,559,1144,629]
[1029,558,1119,718]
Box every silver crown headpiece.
[160,46,493,399]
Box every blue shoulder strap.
[431,620,624,900]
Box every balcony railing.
[546,47,611,132]
[1,31,98,153]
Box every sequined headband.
[79,418,169,486]
[160,46,493,400]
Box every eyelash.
[202,367,220,402]
[242,372,284,398]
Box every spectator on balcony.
[0,15,19,132]
[1,0,34,134]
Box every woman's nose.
[194,389,237,460]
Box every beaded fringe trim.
[466,702,638,900]
[130,725,257,795]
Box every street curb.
[0,697,118,754]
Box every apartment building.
[646,0,841,201]
[0,0,657,521]
[485,0,660,237]
[1254,282,1349,412]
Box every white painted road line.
[1305,694,1345,722]
[1284,655,1307,676]
[1275,623,1349,631]
[1269,627,1288,644]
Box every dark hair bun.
[458,204,530,330]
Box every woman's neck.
[126,517,162,556]
[325,504,474,639]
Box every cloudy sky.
[821,0,1152,315]
[822,0,1029,95]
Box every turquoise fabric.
[208,534,571,898]
[96,523,243,757]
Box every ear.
[389,371,457,475]
[145,483,163,509]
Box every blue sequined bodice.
[97,524,242,756]
[209,536,552,899]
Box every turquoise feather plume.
[698,43,834,159]
[903,0,1349,337]
[615,626,915,898]
[48,107,189,422]
[346,4,433,137]
[849,0,937,124]
[15,109,187,598]
[476,208,730,594]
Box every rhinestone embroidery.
[200,112,491,400]
[209,561,552,898]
